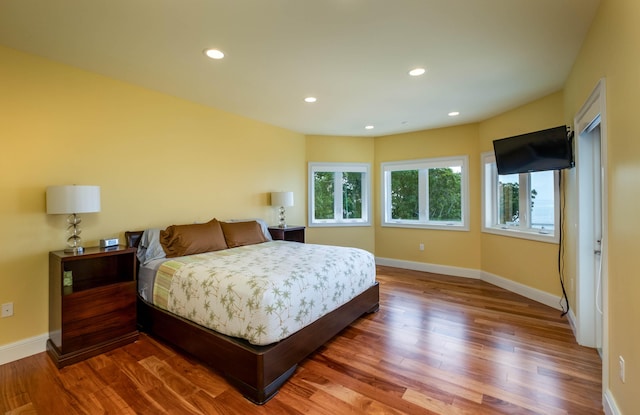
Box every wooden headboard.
[124,231,144,249]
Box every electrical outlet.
[1,302,13,318]
[619,356,626,383]
[419,243,424,251]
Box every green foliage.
[390,168,462,221]
[342,172,363,219]
[499,182,520,223]
[498,180,538,224]
[314,172,334,219]
[428,168,461,221]
[391,170,419,219]
[313,171,363,220]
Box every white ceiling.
[0,0,600,137]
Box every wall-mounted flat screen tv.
[492,126,574,175]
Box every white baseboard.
[376,257,563,311]
[375,257,481,280]
[603,389,621,415]
[0,333,48,366]
[481,270,564,311]
[567,308,578,338]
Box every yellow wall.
[478,92,566,295]
[374,124,481,270]
[372,97,564,293]
[563,0,640,412]
[305,135,375,252]
[0,46,306,345]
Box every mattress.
[140,240,376,345]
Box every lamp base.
[64,246,84,254]
[278,206,287,228]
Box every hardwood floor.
[0,266,603,414]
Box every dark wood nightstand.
[268,226,305,243]
[47,246,139,368]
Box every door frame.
[573,78,608,394]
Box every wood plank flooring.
[0,266,603,414]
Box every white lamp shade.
[271,191,294,207]
[46,185,101,214]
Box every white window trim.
[308,162,372,227]
[481,151,560,243]
[381,156,469,231]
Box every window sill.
[482,226,559,244]
[309,222,371,228]
[382,222,469,231]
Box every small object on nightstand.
[100,238,119,248]
[63,271,73,287]
[268,225,305,243]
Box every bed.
[125,219,379,404]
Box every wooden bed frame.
[125,231,379,404]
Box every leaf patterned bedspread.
[151,241,376,345]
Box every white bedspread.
[151,241,376,345]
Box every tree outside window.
[390,170,418,220]
[309,163,371,227]
[382,156,468,230]
[313,172,334,220]
[342,172,363,219]
[429,167,462,222]
[482,152,558,242]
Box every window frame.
[381,155,469,231]
[308,162,372,227]
[481,151,560,243]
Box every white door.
[574,78,608,406]
[575,80,607,355]
[587,125,603,352]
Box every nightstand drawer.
[61,281,136,353]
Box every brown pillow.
[220,220,268,248]
[160,218,228,257]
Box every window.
[381,156,469,230]
[482,152,560,242]
[308,162,371,227]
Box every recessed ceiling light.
[409,68,426,76]
[448,111,460,117]
[204,49,225,59]
[365,125,374,130]
[304,97,317,103]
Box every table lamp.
[271,191,294,228]
[46,185,101,254]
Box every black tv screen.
[492,126,574,175]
